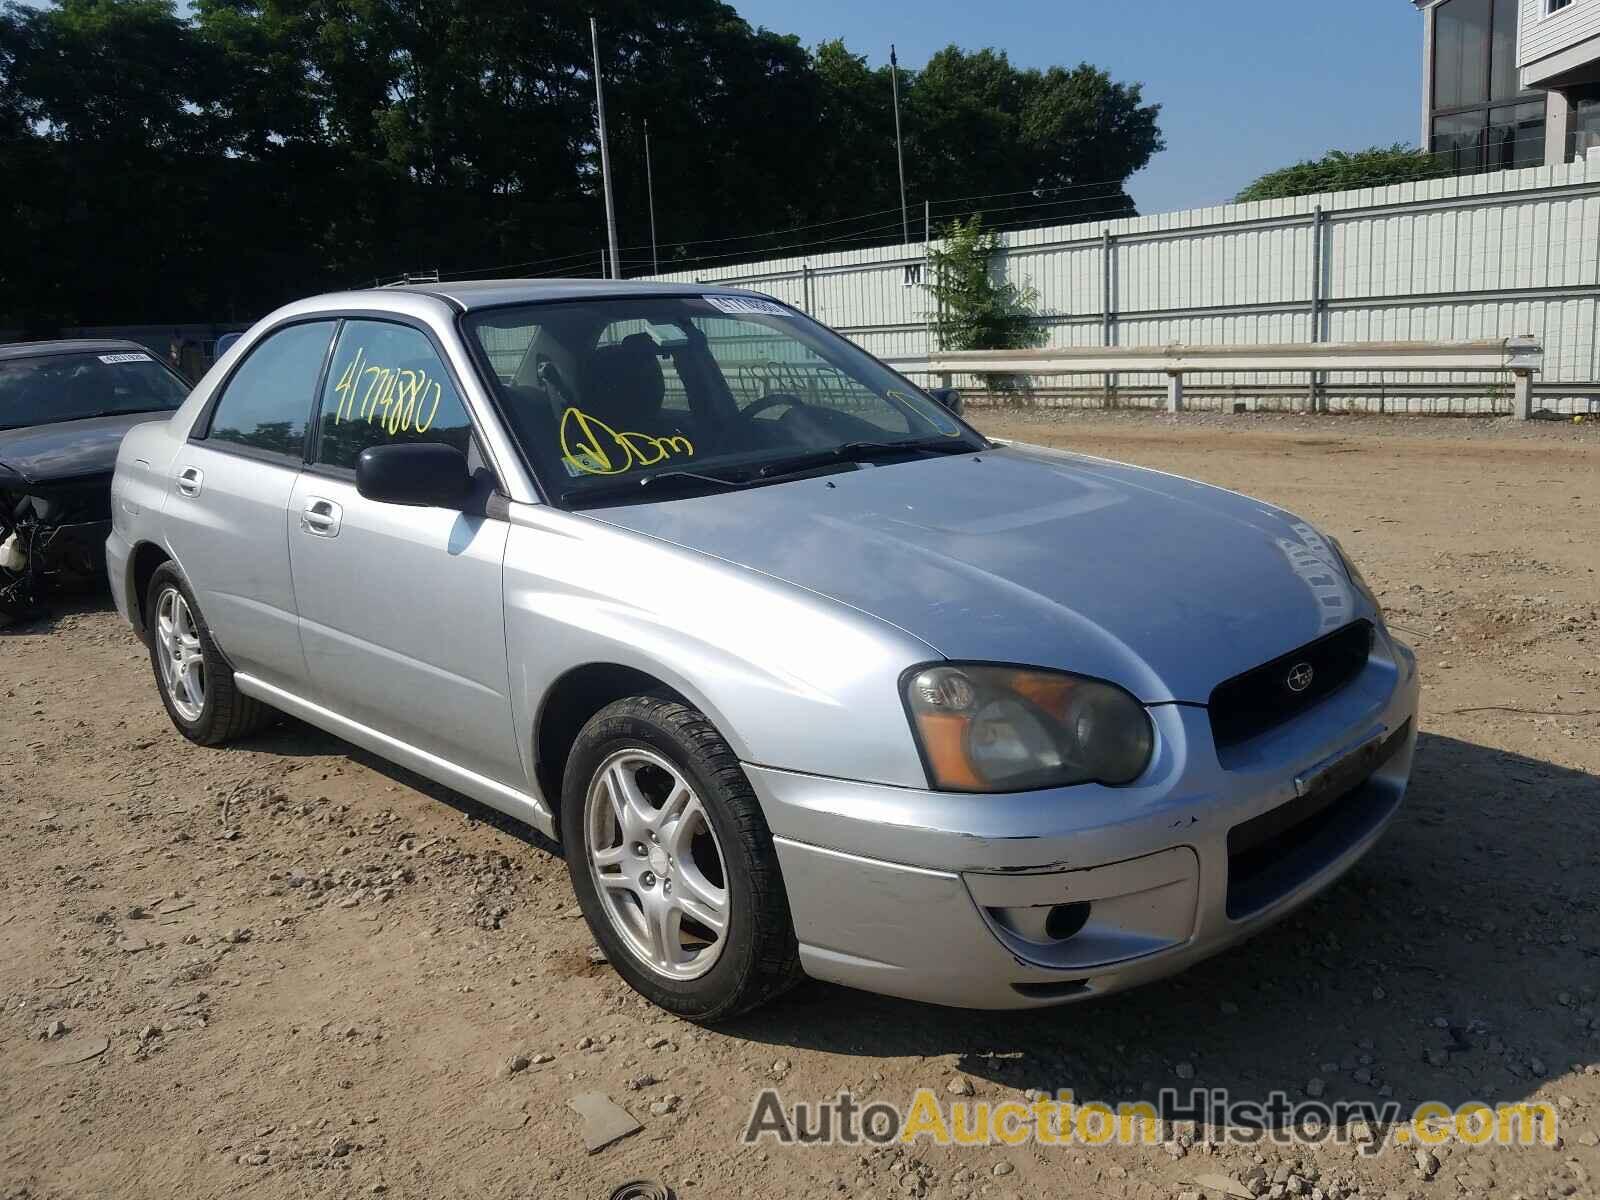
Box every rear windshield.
[0,350,189,430]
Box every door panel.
[287,317,522,787]
[287,472,522,785]
[158,317,337,687]
[162,443,303,686]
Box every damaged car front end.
[0,340,189,619]
[1,464,119,617]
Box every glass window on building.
[1429,0,1547,174]
[1433,110,1488,173]
[1570,84,1600,159]
[1489,0,1522,102]
[1488,101,1547,169]
[1434,0,1491,110]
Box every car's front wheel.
[561,696,801,1021]
[145,563,276,745]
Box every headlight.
[903,664,1154,792]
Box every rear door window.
[311,320,475,470]
[204,321,336,459]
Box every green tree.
[911,48,1161,225]
[925,215,1046,352]
[809,40,899,224]
[1236,144,1446,202]
[0,1,1165,329]
[0,3,35,140]
[5,0,215,147]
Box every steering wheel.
[740,392,808,421]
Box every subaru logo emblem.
[1286,662,1315,693]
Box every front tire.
[561,696,801,1022]
[146,563,275,745]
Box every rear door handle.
[174,466,204,497]
[300,497,343,537]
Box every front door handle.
[300,497,343,537]
[174,466,204,497]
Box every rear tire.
[146,563,276,745]
[561,695,802,1022]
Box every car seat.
[578,333,691,440]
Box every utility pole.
[590,17,621,279]
[645,119,659,275]
[890,44,909,244]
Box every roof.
[388,277,768,312]
[0,338,148,362]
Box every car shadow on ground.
[221,707,1597,1118]
[237,717,565,858]
[0,588,115,635]
[717,732,1599,1118]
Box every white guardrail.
[882,337,1546,419]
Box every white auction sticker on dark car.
[703,295,791,317]
[98,352,154,364]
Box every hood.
[589,443,1366,703]
[0,412,169,484]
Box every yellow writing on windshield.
[332,346,443,435]
[559,407,694,476]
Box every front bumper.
[750,634,1419,1009]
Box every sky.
[731,0,1426,216]
[17,0,1425,218]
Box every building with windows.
[1415,0,1600,170]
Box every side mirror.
[355,442,471,508]
[928,387,963,416]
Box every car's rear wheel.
[561,695,802,1021]
[146,563,276,745]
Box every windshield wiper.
[562,469,750,506]
[563,438,980,505]
[755,436,976,479]
[75,407,174,419]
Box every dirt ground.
[3,411,1597,1200]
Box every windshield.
[0,350,189,430]
[463,296,981,505]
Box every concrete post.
[1166,372,1184,414]
[1513,370,1534,420]
[1546,91,1572,167]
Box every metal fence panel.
[649,160,1600,415]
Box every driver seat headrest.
[580,333,666,428]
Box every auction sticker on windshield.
[703,295,792,317]
[98,352,154,364]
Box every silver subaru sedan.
[106,281,1419,1020]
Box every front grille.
[1208,620,1374,749]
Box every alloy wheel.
[155,587,206,722]
[584,748,730,981]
